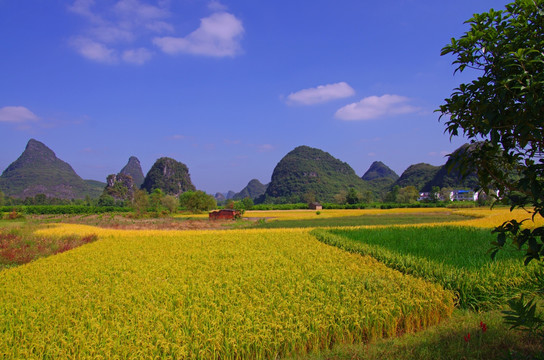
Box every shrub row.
[0,205,132,215]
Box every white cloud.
[153,12,244,57]
[122,48,153,64]
[286,82,355,105]
[335,94,420,121]
[68,0,171,64]
[0,106,39,123]
[70,37,118,63]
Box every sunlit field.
[0,207,541,359]
[0,227,452,359]
[313,226,538,309]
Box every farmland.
[0,207,542,359]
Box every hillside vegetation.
[263,146,369,203]
[0,139,103,199]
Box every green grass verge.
[249,213,470,229]
[311,226,538,310]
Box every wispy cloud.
[153,12,244,57]
[0,106,39,123]
[286,82,355,105]
[258,144,274,152]
[69,1,243,63]
[70,37,118,63]
[335,94,420,121]
[68,0,173,64]
[122,48,153,64]
[208,1,228,12]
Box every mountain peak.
[361,161,399,181]
[0,139,102,199]
[141,157,195,196]
[233,179,268,200]
[120,156,145,188]
[264,145,367,203]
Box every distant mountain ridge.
[0,139,103,199]
[0,140,482,201]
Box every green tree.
[161,195,179,214]
[439,0,544,336]
[360,190,374,204]
[240,197,254,210]
[132,189,149,216]
[345,188,360,205]
[0,190,4,207]
[180,191,216,213]
[397,186,419,204]
[149,188,164,212]
[333,190,347,205]
[98,193,115,207]
[384,185,400,203]
[179,191,195,209]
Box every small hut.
[209,209,241,220]
[308,202,322,210]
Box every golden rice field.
[0,207,539,359]
[0,226,453,359]
[242,207,543,228]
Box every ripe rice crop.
[313,226,539,310]
[244,208,455,220]
[0,225,453,359]
[448,207,544,228]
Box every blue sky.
[0,0,507,194]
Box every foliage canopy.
[439,0,544,336]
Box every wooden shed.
[308,202,322,210]
[209,209,241,220]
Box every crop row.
[0,226,453,359]
[312,226,538,310]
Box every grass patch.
[287,308,543,360]
[249,212,470,229]
[312,226,538,310]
